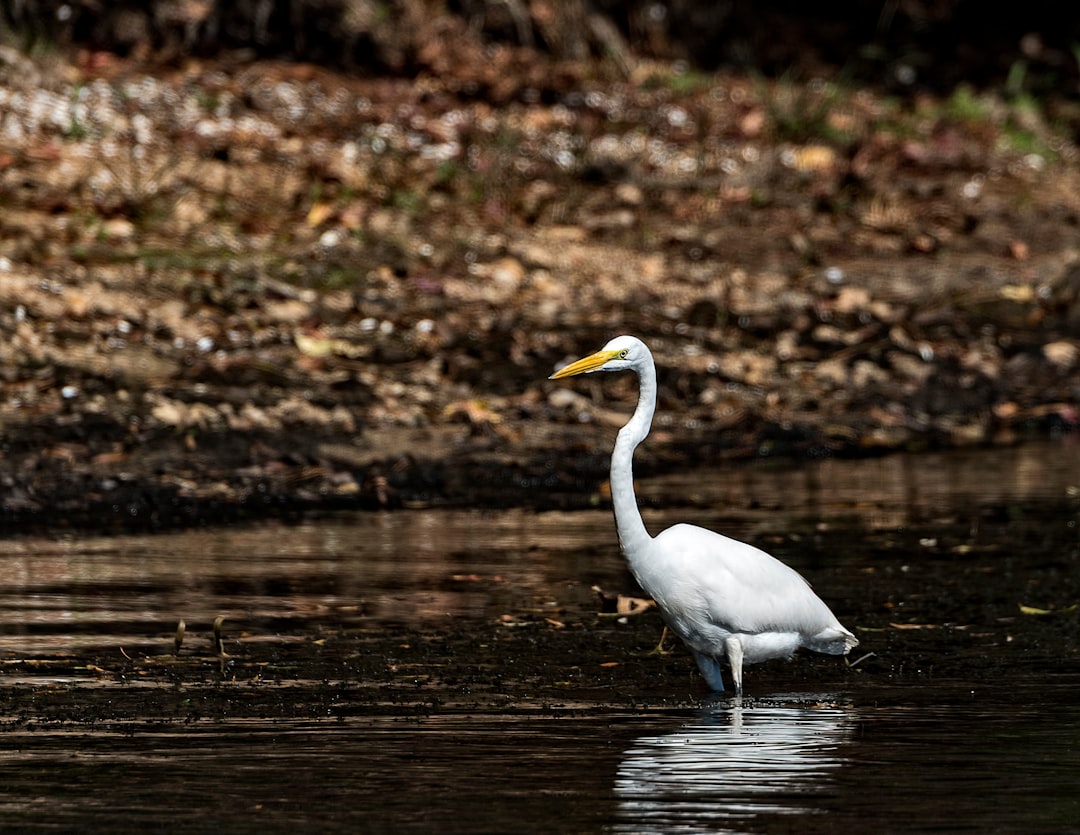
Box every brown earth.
[1,39,1079,533]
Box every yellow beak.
[549,349,621,380]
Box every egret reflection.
[614,699,854,833]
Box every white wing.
[640,524,844,639]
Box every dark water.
[2,690,1079,832]
[1,440,1079,832]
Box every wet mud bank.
[3,414,1078,534]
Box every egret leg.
[691,650,726,692]
[725,637,744,696]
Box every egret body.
[550,335,858,694]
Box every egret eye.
[619,349,629,359]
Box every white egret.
[550,335,858,694]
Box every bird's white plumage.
[550,335,858,693]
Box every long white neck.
[610,352,656,558]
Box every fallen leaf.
[993,401,1019,419]
[739,107,765,136]
[306,201,335,226]
[786,144,837,172]
[999,284,1034,302]
[593,584,655,616]
[294,331,364,359]
[443,399,503,425]
[1019,603,1078,616]
[1043,341,1079,370]
[617,595,655,616]
[1008,239,1029,260]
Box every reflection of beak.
[549,349,620,379]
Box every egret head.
[549,335,646,379]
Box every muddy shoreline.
[0,417,1068,530]
[2,40,1080,534]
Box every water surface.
[2,690,1078,832]
[1,440,1078,832]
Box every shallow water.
[1,440,1079,832]
[2,690,1079,832]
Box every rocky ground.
[1,39,1079,532]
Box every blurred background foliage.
[2,0,1079,98]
